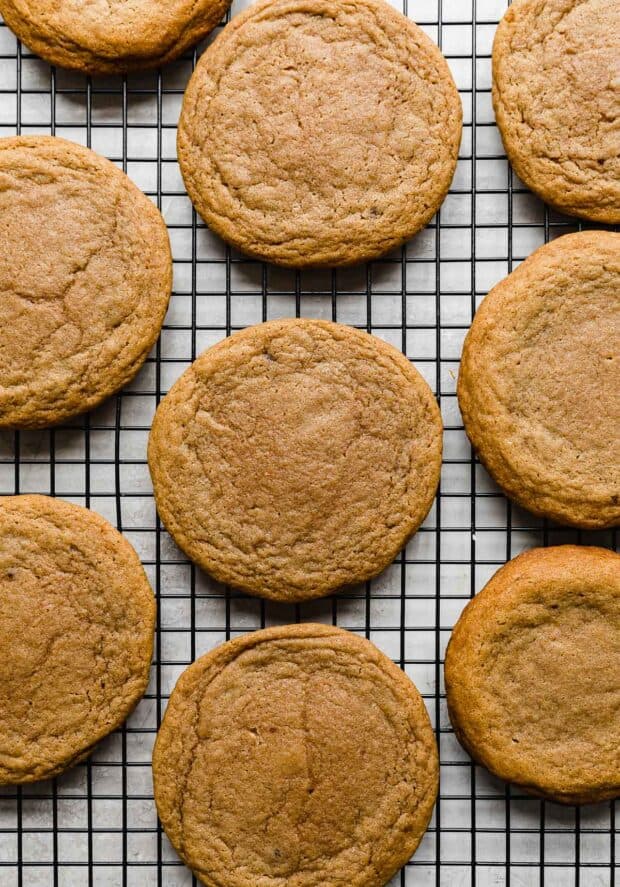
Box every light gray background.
[0,0,617,884]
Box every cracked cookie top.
[0,495,155,784]
[148,319,442,602]
[492,0,620,222]
[458,230,620,529]
[0,0,231,74]
[445,545,620,805]
[177,0,462,267]
[153,623,438,887]
[0,136,171,429]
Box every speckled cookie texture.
[492,0,620,223]
[153,623,438,887]
[0,136,172,429]
[458,230,620,529]
[0,495,156,784]
[445,545,620,805]
[0,0,231,75]
[177,0,462,267]
[148,319,442,602]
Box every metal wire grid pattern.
[0,0,617,884]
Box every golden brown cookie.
[0,495,156,784]
[445,545,620,805]
[148,319,442,602]
[492,0,620,223]
[458,230,620,529]
[0,0,231,75]
[0,136,172,429]
[153,623,438,887]
[177,0,462,267]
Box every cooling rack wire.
[0,0,617,884]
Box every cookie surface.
[148,319,442,601]
[0,495,155,784]
[492,0,620,223]
[0,136,172,429]
[445,545,620,805]
[153,623,438,887]
[0,0,231,74]
[177,0,462,267]
[458,230,620,529]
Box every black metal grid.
[0,0,618,884]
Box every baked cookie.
[0,495,155,784]
[148,319,442,601]
[0,136,172,429]
[177,0,462,267]
[153,623,438,887]
[458,230,620,529]
[493,0,620,223]
[0,0,231,75]
[445,545,620,805]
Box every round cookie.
[445,545,620,805]
[0,495,155,784]
[153,623,438,887]
[177,0,462,267]
[492,0,620,223]
[148,319,442,601]
[0,0,231,75]
[0,136,172,429]
[458,230,620,529]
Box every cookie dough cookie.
[458,230,620,529]
[445,545,620,805]
[177,0,462,267]
[0,0,231,75]
[153,623,438,887]
[493,0,620,223]
[0,136,172,429]
[0,495,155,784]
[148,319,442,601]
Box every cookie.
[177,0,462,267]
[153,623,438,887]
[0,0,231,75]
[492,0,620,223]
[445,545,620,805]
[0,495,155,784]
[458,230,620,529]
[0,136,172,429]
[148,319,442,601]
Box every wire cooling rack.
[0,0,618,884]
